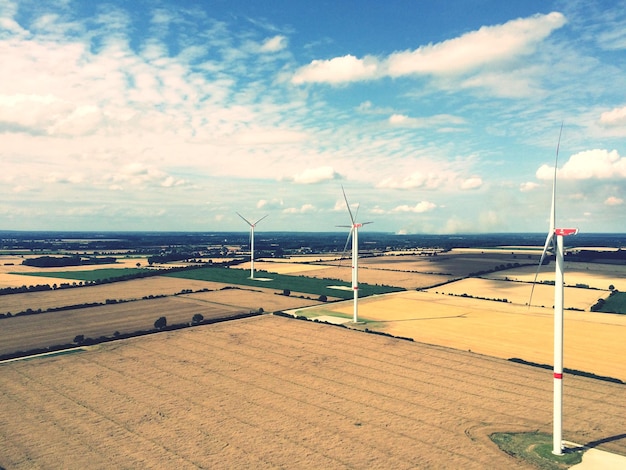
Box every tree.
[318,294,328,302]
[154,316,167,330]
[73,334,85,344]
[283,289,291,296]
[609,284,615,291]
[192,313,204,325]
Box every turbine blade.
[549,123,563,235]
[337,228,353,267]
[253,214,268,225]
[353,203,360,223]
[236,212,253,226]
[341,185,355,224]
[529,231,554,307]
[528,123,562,308]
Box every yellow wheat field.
[428,277,605,310]
[297,290,626,382]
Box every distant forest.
[3,230,626,256]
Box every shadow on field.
[585,433,626,449]
[375,313,469,322]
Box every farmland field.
[0,287,323,357]
[0,276,230,315]
[295,290,626,382]
[0,255,152,288]
[166,266,404,298]
[242,260,455,290]
[483,261,626,292]
[1,315,624,469]
[429,277,604,310]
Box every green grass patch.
[598,291,626,314]
[490,432,584,469]
[14,268,148,282]
[166,266,404,300]
[294,308,354,319]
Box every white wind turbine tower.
[338,187,372,323]
[236,213,268,279]
[529,125,578,456]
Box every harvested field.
[1,315,624,469]
[485,262,626,292]
[298,291,626,382]
[357,252,535,277]
[0,276,229,315]
[0,288,322,357]
[430,277,604,310]
[0,255,152,288]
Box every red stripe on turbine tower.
[554,373,563,379]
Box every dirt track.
[1,315,624,469]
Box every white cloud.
[257,198,283,209]
[292,54,379,85]
[377,171,444,190]
[291,166,341,184]
[102,162,185,188]
[293,12,566,86]
[283,203,316,214]
[388,113,465,128]
[460,176,483,190]
[537,149,626,180]
[386,12,565,76]
[45,172,85,184]
[520,181,540,192]
[392,201,437,213]
[161,176,186,187]
[599,106,626,127]
[605,196,624,206]
[259,35,287,53]
[459,69,541,98]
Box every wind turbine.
[338,186,372,323]
[236,212,268,279]
[529,124,578,456]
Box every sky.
[1,0,626,234]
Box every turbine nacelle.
[555,228,578,237]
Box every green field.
[13,268,148,282]
[166,267,404,300]
[598,291,626,314]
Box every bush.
[154,316,167,329]
[73,334,85,344]
[192,313,204,325]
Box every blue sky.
[1,0,626,233]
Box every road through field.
[1,315,624,469]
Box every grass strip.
[490,432,584,469]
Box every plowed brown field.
[1,315,624,469]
